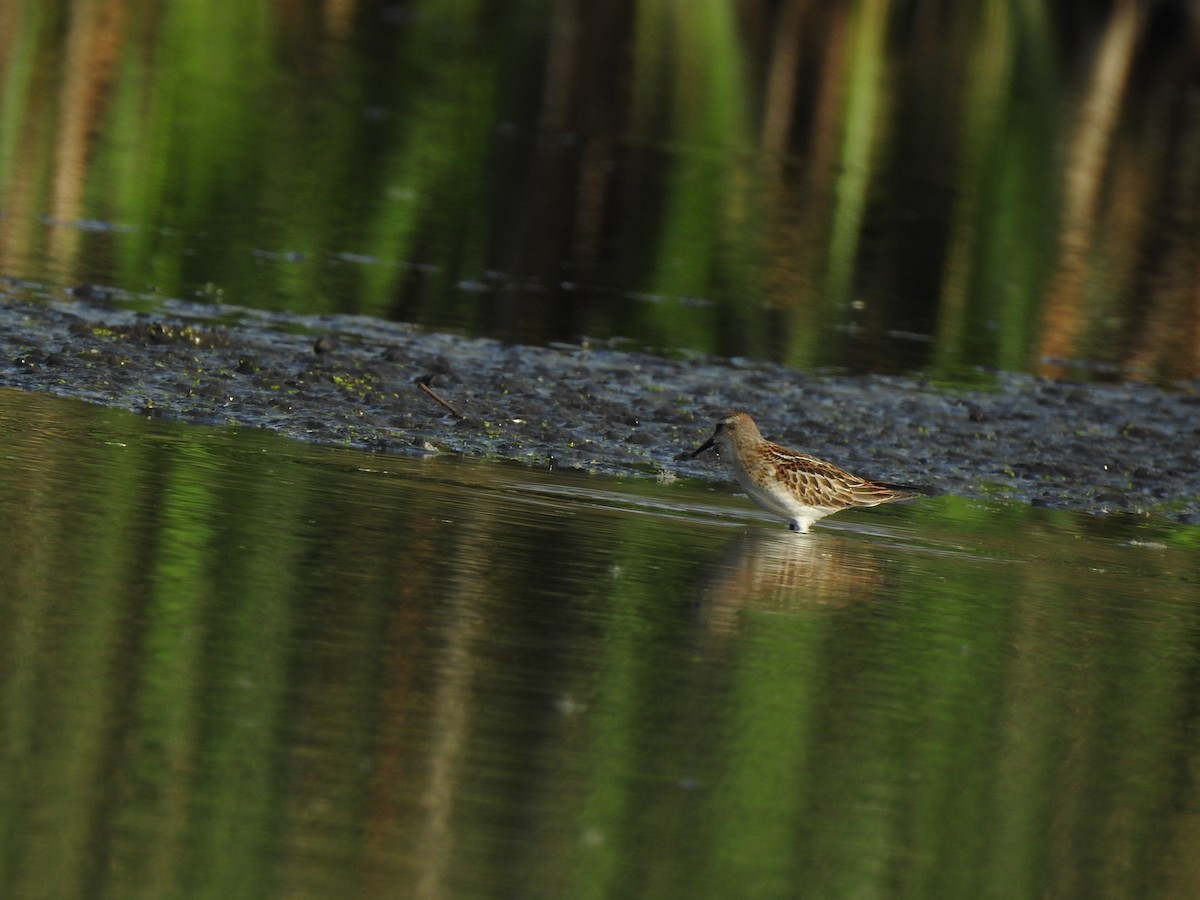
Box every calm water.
[3,387,1199,899]
[2,1,1200,380]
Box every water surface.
[3,388,1199,898]
[3,1,1198,380]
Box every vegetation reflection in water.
[2,2,1199,379]
[2,388,1200,898]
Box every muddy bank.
[2,296,1199,523]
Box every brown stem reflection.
[1123,29,1200,382]
[759,0,806,159]
[48,0,126,262]
[1038,0,1141,377]
[411,528,488,900]
[758,2,850,367]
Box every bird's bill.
[690,434,716,459]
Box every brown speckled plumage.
[691,411,918,532]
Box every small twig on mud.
[416,374,465,419]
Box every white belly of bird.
[732,464,836,532]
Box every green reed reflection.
[2,1,1198,379]
[1,387,1199,898]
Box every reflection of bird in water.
[698,530,885,638]
[690,411,919,533]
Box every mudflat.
[3,297,1198,523]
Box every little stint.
[691,411,919,533]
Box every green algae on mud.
[2,296,1199,523]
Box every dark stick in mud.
[416,374,465,419]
